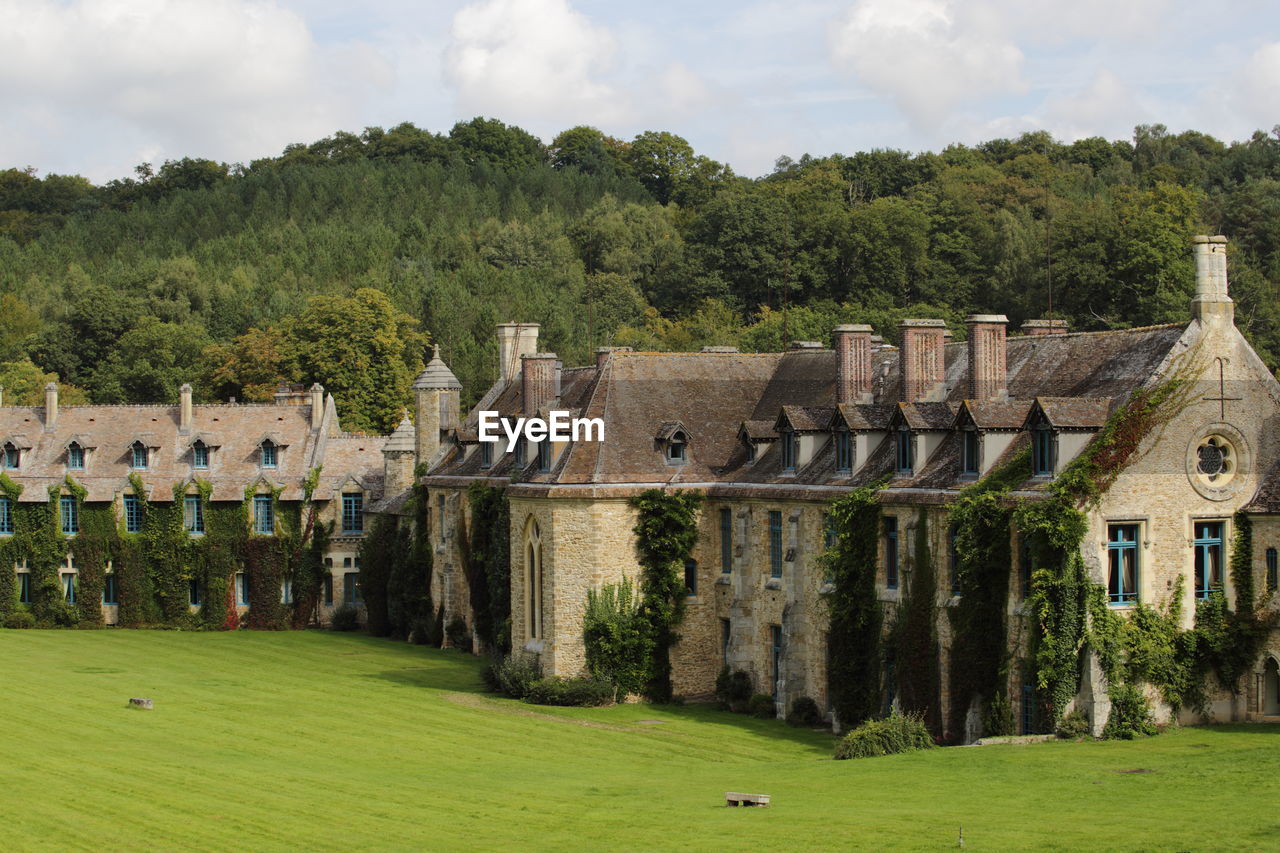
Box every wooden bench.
[725,792,770,807]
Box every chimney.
[309,383,324,431]
[179,383,193,433]
[964,315,1008,401]
[522,353,558,417]
[1021,319,1069,336]
[497,323,540,384]
[44,382,57,431]
[1192,235,1232,323]
[594,346,633,369]
[790,340,824,350]
[899,319,948,403]
[833,324,873,404]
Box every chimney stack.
[1021,319,1069,336]
[833,324,873,404]
[309,383,324,432]
[899,320,948,403]
[522,353,558,417]
[965,315,1008,401]
[1192,235,1232,323]
[44,382,57,432]
[179,383,193,433]
[497,323,540,384]
[594,346,633,369]
[1,384,6,407]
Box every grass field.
[2,631,1278,851]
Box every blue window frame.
[480,441,493,469]
[834,430,853,473]
[537,440,551,473]
[1194,521,1224,600]
[131,442,148,470]
[192,441,209,469]
[885,516,899,589]
[962,429,980,475]
[514,438,526,467]
[1268,548,1278,593]
[684,559,697,596]
[1032,426,1055,476]
[184,496,204,534]
[720,508,732,573]
[1107,524,1139,605]
[1,442,19,469]
[261,441,277,468]
[67,443,84,471]
[769,510,783,578]
[236,572,248,606]
[949,525,961,594]
[667,432,688,463]
[102,574,117,605]
[60,496,78,535]
[781,431,797,472]
[896,427,913,475]
[343,494,364,534]
[771,625,783,700]
[253,495,274,535]
[19,572,31,603]
[344,571,363,605]
[1021,681,1036,735]
[62,572,76,604]
[189,578,201,607]
[124,495,142,533]
[0,496,12,535]
[281,577,293,605]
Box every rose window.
[1196,435,1234,484]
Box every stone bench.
[725,792,770,807]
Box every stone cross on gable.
[1202,356,1241,420]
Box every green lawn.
[2,631,1277,851]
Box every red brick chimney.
[832,324,873,404]
[522,353,558,416]
[899,319,947,403]
[965,314,1008,401]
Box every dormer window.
[668,431,688,463]
[514,438,526,467]
[537,440,552,473]
[834,430,853,473]
[192,440,209,469]
[1,442,18,470]
[962,429,980,475]
[896,426,913,475]
[261,440,278,468]
[1032,426,1055,476]
[780,430,797,472]
[67,442,85,471]
[131,441,149,470]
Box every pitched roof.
[834,403,893,431]
[895,402,959,430]
[957,399,1035,429]
[1245,461,1280,513]
[777,405,834,432]
[1029,397,1114,429]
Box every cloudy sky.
[1,0,1277,183]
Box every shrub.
[983,691,1015,737]
[1056,709,1091,740]
[714,667,754,712]
[329,605,360,632]
[446,616,472,652]
[788,696,824,727]
[747,693,776,719]
[834,711,936,760]
[523,676,614,707]
[583,581,653,700]
[1102,683,1158,740]
[486,654,542,699]
[3,610,36,629]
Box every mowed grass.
[2,632,1279,851]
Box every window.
[885,516,899,589]
[0,496,12,535]
[667,431,688,463]
[481,442,493,469]
[746,443,757,463]
[514,438,526,467]
[124,494,142,534]
[322,573,333,606]
[19,572,31,604]
[525,520,543,639]
[344,572,363,605]
[769,510,783,578]
[131,441,148,470]
[189,578,201,607]
[184,496,204,534]
[342,494,364,534]
[60,496,78,535]
[781,430,797,472]
[834,430,853,473]
[824,514,838,550]
[770,625,783,700]
[253,495,274,535]
[962,429,980,475]
[1032,426,1055,476]
[261,440,277,468]
[1107,524,1140,605]
[1194,521,1224,600]
[684,559,697,596]
[720,508,732,573]
[68,442,84,471]
[61,571,76,604]
[192,441,209,469]
[896,427,913,474]
[281,577,293,605]
[1268,548,1278,593]
[537,439,551,473]
[949,525,960,595]
[1,441,19,469]
[236,572,248,606]
[103,573,117,605]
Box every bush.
[523,676,614,707]
[983,691,1015,737]
[3,610,36,629]
[747,693,776,719]
[583,581,653,700]
[1056,709,1091,740]
[715,667,754,712]
[788,696,824,727]
[329,605,360,632]
[1102,683,1158,740]
[834,711,936,760]
[485,654,542,699]
[446,616,472,652]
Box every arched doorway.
[1265,658,1280,715]
[525,518,543,641]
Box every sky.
[1,0,1277,183]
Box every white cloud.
[1043,69,1150,141]
[828,0,1026,133]
[1231,42,1280,133]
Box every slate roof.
[957,400,1035,430]
[1030,397,1115,429]
[1245,462,1280,513]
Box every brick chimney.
[523,353,558,417]
[965,315,1008,401]
[179,383,193,433]
[833,324,873,404]
[497,323,540,384]
[1192,235,1232,324]
[899,320,948,403]
[1020,319,1069,336]
[44,382,57,432]
[594,346,633,369]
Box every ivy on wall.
[465,483,509,654]
[893,506,941,734]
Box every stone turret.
[413,345,462,467]
[382,413,417,495]
[1192,235,1232,324]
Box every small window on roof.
[192,440,209,469]
[962,428,980,475]
[130,441,148,470]
[667,431,687,463]
[67,442,85,471]
[261,440,278,468]
[3,441,20,470]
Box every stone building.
[420,235,1280,736]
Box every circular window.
[1196,435,1234,485]
[1185,424,1250,501]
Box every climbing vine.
[892,506,942,734]
[465,483,509,654]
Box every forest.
[2,117,1279,434]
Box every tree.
[626,130,732,206]
[0,360,90,405]
[201,326,296,403]
[449,117,546,171]
[0,294,40,361]
[91,318,212,404]
[549,126,629,178]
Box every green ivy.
[893,507,941,734]
[465,483,508,654]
